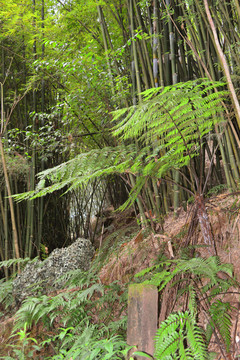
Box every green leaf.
[132,351,153,358]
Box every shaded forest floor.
[1,190,240,358]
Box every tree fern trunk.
[196,195,215,254]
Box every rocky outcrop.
[13,238,94,304]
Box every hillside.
[1,190,240,359]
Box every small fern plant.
[8,268,130,359]
[154,310,208,360]
[136,255,237,359]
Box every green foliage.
[0,255,238,359]
[0,278,14,312]
[207,184,228,197]
[14,270,101,331]
[154,311,208,360]
[0,154,29,190]
[2,322,131,360]
[112,79,227,178]
[0,258,36,311]
[0,257,33,270]
[208,300,232,352]
[2,323,41,360]
[136,255,233,290]
[13,144,136,201]
[136,255,237,359]
[4,268,129,359]
[6,120,66,162]
[13,79,227,210]
[131,351,153,359]
[45,328,131,360]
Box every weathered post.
[127,283,158,359]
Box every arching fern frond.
[112,78,227,178]
[0,257,33,269]
[13,79,227,204]
[13,144,137,201]
[154,311,208,360]
[137,256,234,294]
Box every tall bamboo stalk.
[0,83,20,266]
[97,5,115,96]
[38,0,45,253]
[204,0,240,127]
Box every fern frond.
[13,79,228,206]
[0,278,14,310]
[185,312,208,360]
[14,295,50,330]
[13,144,136,201]
[209,300,232,352]
[0,257,33,269]
[113,79,227,176]
[155,311,208,360]
[205,321,214,346]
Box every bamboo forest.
[0,0,240,359]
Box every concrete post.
[127,283,158,359]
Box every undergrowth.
[1,248,240,359]
[135,254,240,359]
[0,265,131,360]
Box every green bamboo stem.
[97,5,115,96]
[14,179,22,254]
[133,0,155,88]
[226,127,240,181]
[204,0,240,128]
[194,2,217,79]
[218,1,240,44]
[0,140,20,261]
[179,3,206,78]
[156,37,164,86]
[0,84,20,269]
[0,192,8,278]
[129,0,142,102]
[4,189,8,277]
[205,142,222,185]
[38,0,45,253]
[104,0,128,43]
[153,0,159,87]
[233,0,240,26]
[166,0,180,213]
[136,40,150,89]
[211,7,239,65]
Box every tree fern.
[13,144,137,201]
[112,79,227,176]
[13,79,227,208]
